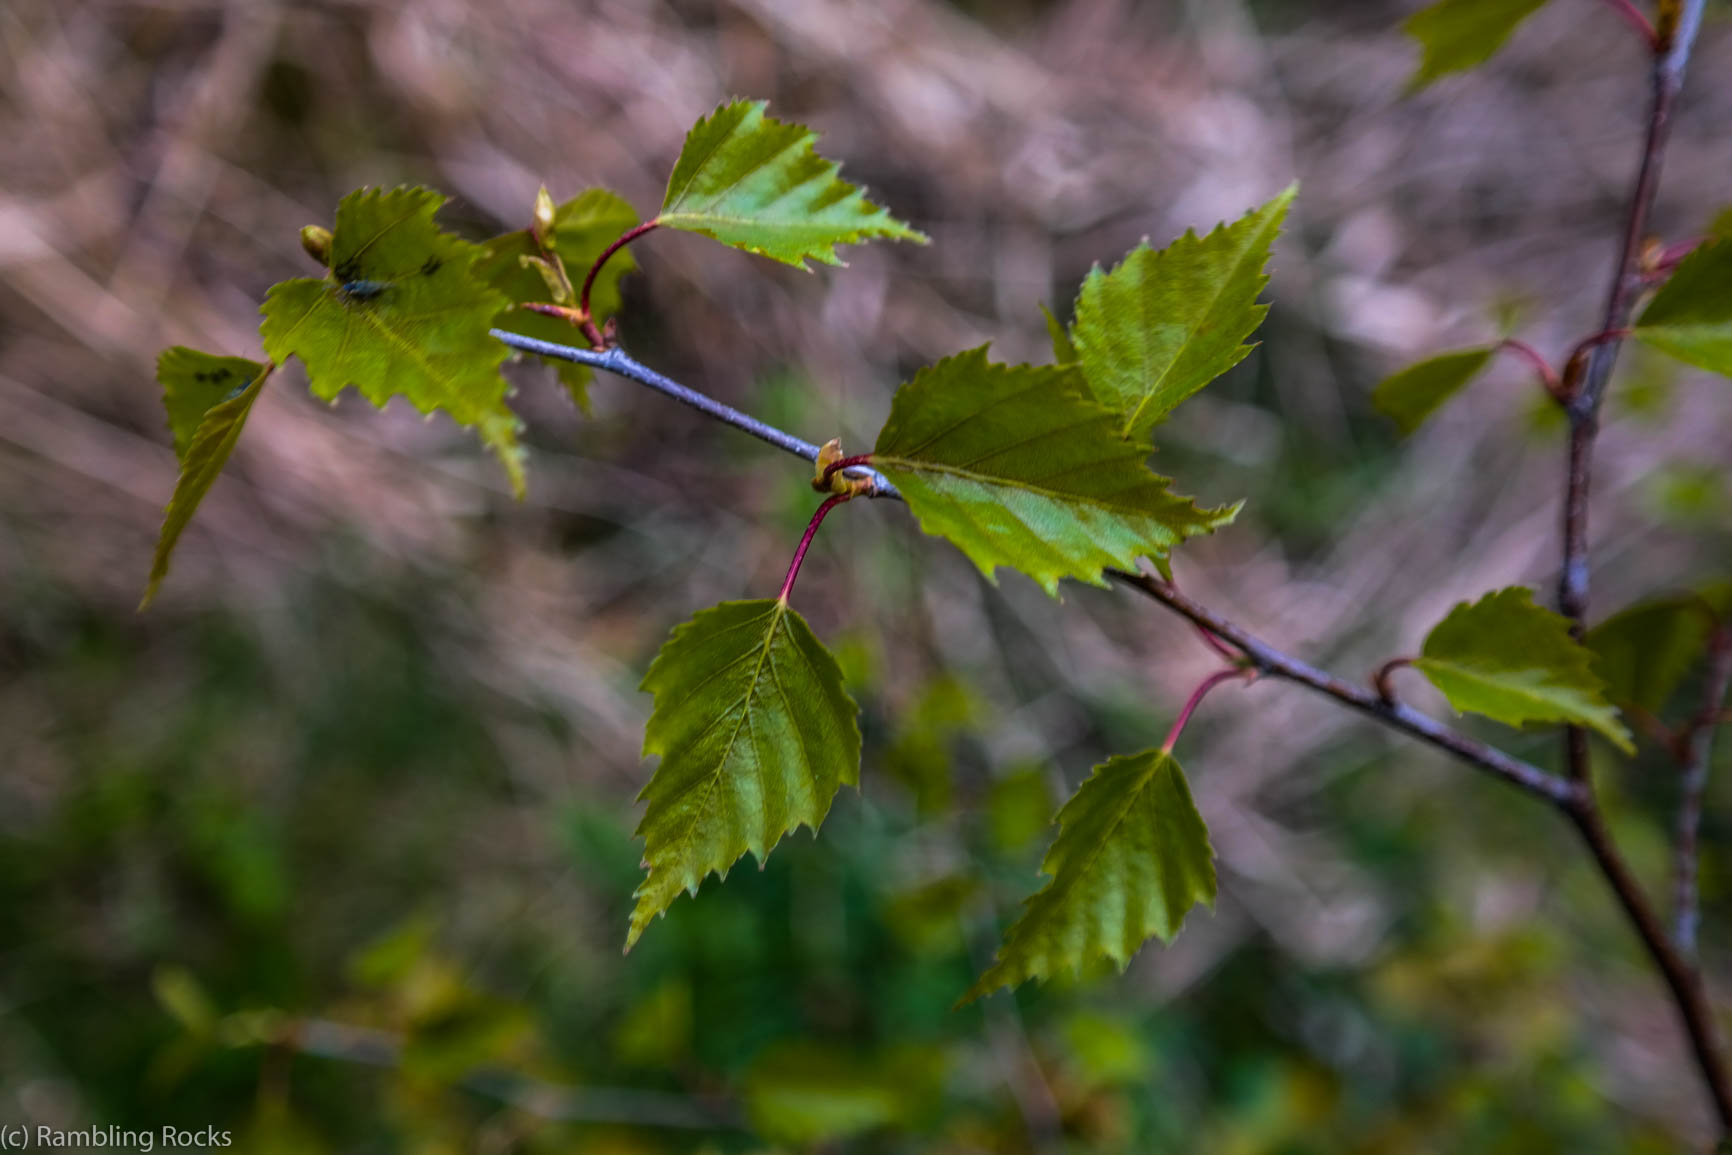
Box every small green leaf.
[658,100,926,268]
[477,188,640,411]
[1042,302,1077,364]
[143,363,270,607]
[1371,346,1497,434]
[259,187,525,495]
[1415,588,1633,752]
[1587,587,1731,713]
[630,599,861,948]
[964,749,1215,1003]
[744,1042,944,1146]
[1403,0,1550,91]
[872,348,1238,597]
[1634,239,1732,377]
[157,347,267,461]
[1072,187,1294,439]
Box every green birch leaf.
[871,348,1239,597]
[157,347,266,461]
[1634,239,1732,377]
[629,598,861,949]
[1587,586,1732,713]
[1371,346,1496,434]
[1072,186,1294,439]
[259,186,525,495]
[476,189,639,411]
[1403,0,1551,91]
[143,363,271,607]
[657,100,926,269]
[1042,302,1077,364]
[963,749,1215,1003]
[1415,588,1634,752]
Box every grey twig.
[1676,625,1732,957]
[490,329,900,499]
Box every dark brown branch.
[1551,0,1729,1133]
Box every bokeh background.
[3,0,1731,1151]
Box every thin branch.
[489,329,899,498]
[1550,0,1730,1132]
[1111,572,1579,805]
[1676,625,1732,957]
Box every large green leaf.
[1371,347,1496,435]
[157,347,267,461]
[143,362,271,606]
[871,348,1238,597]
[476,188,639,411]
[963,749,1215,1003]
[1403,0,1550,91]
[657,100,926,269]
[259,186,524,495]
[1634,239,1732,377]
[1587,587,1732,713]
[629,599,861,948]
[1071,187,1294,440]
[1415,588,1633,752]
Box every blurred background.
[3,0,1731,1151]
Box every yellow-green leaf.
[872,348,1238,597]
[143,362,271,607]
[964,749,1216,1003]
[259,186,525,495]
[1072,187,1294,439]
[157,347,267,461]
[1634,239,1732,377]
[629,599,861,948]
[657,100,926,269]
[476,188,640,411]
[1371,346,1496,435]
[1404,0,1550,92]
[1415,587,1633,752]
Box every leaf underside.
[1634,239,1732,377]
[1371,346,1496,435]
[658,99,926,269]
[258,186,525,495]
[477,188,640,411]
[964,749,1216,1003]
[1416,587,1633,753]
[1403,0,1551,91]
[872,347,1238,597]
[144,363,271,607]
[630,599,861,949]
[1071,186,1294,440]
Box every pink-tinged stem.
[1497,339,1562,399]
[1373,656,1417,705]
[580,220,660,324]
[821,453,876,488]
[1600,0,1658,46]
[1161,668,1251,754]
[778,494,853,604]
